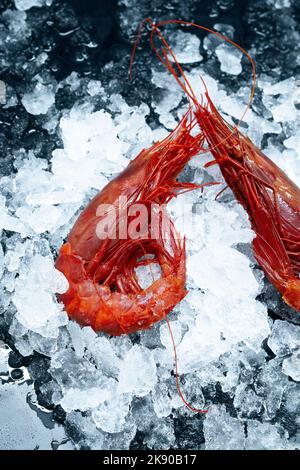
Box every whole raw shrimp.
[143,19,300,313]
[56,112,205,335]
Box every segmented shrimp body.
[56,114,204,335]
[195,97,300,311]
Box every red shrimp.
[141,19,300,313]
[56,112,207,335]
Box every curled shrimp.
[143,19,300,313]
[56,112,207,335]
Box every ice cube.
[267,320,300,357]
[12,254,68,337]
[170,30,203,64]
[234,383,264,418]
[0,342,10,379]
[0,243,4,280]
[2,9,28,37]
[118,345,157,397]
[22,83,55,115]
[215,43,243,75]
[256,359,288,420]
[144,418,175,450]
[92,394,131,433]
[0,195,28,236]
[204,405,245,450]
[245,421,290,450]
[87,80,104,97]
[282,351,300,381]
[61,386,114,412]
[14,0,52,10]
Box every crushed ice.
[1,10,300,451]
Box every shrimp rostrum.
[56,113,205,335]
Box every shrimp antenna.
[130,18,257,153]
[130,18,197,109]
[166,316,208,414]
[129,17,153,80]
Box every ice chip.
[14,0,52,11]
[215,43,242,75]
[118,345,157,397]
[204,405,245,450]
[170,30,203,64]
[22,83,55,115]
[267,320,300,357]
[282,351,300,381]
[92,394,131,433]
[12,254,68,337]
[245,421,290,450]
